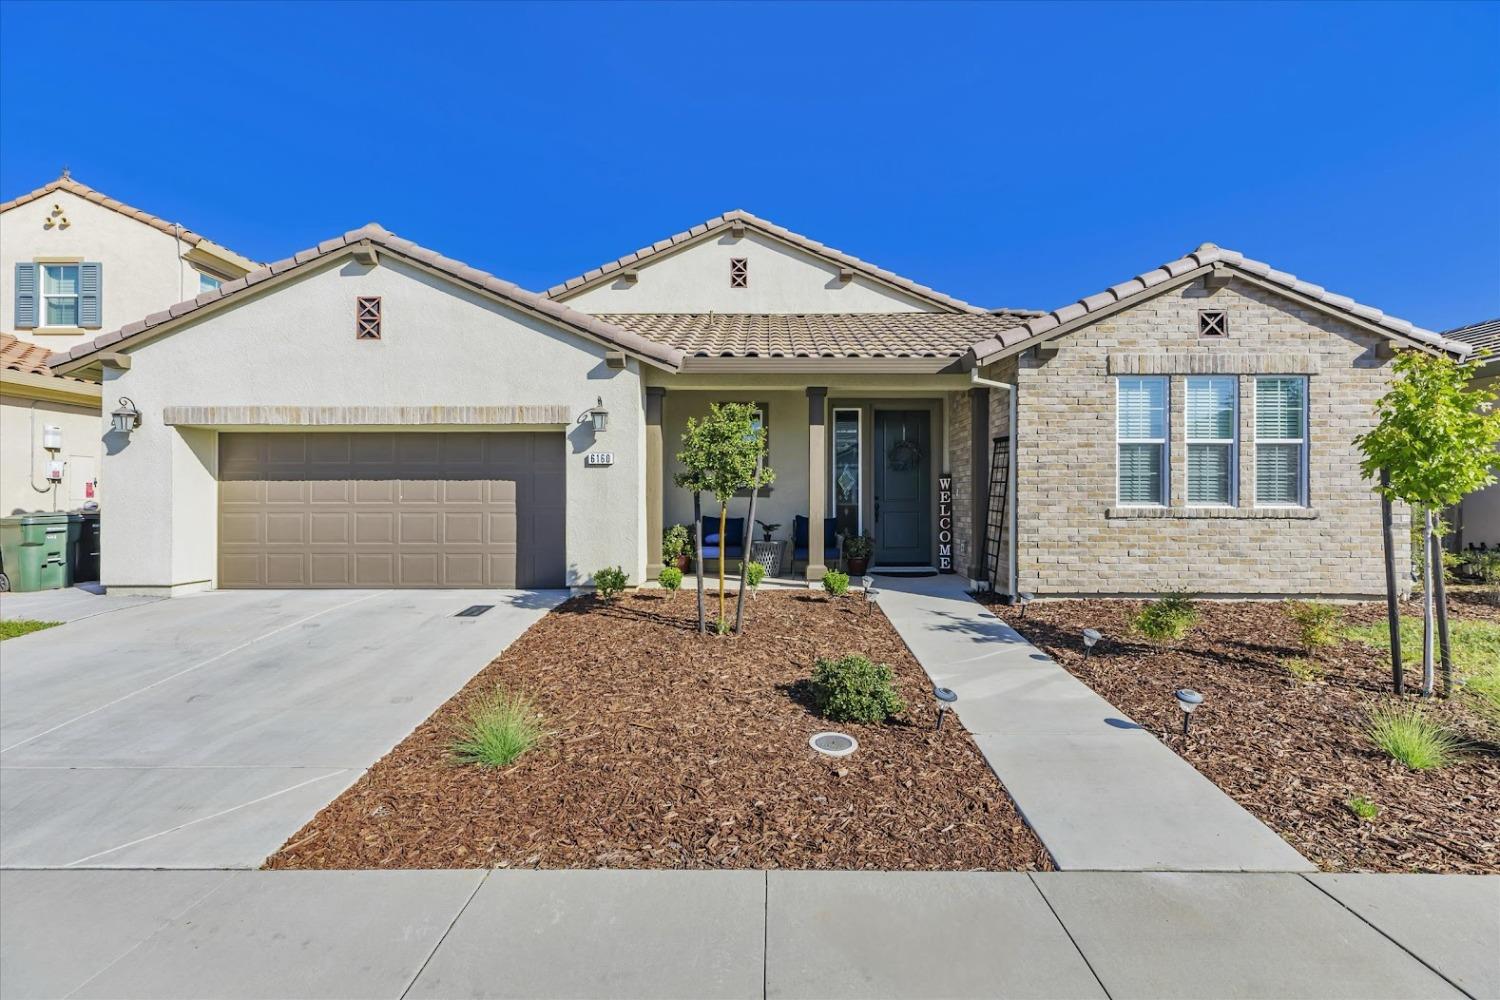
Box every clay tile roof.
[1442,317,1500,357]
[0,173,259,272]
[49,224,685,374]
[967,244,1472,365]
[545,209,989,314]
[598,310,1038,360]
[1,332,97,385]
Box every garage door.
[218,432,565,588]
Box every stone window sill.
[1106,506,1318,520]
[29,327,94,336]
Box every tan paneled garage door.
[218,432,565,588]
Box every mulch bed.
[266,591,1051,871]
[982,591,1499,874]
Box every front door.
[873,410,931,565]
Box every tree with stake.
[1356,350,1500,696]
[675,403,775,635]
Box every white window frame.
[1184,376,1238,507]
[1116,376,1169,507]
[1255,376,1309,507]
[198,271,222,293]
[41,262,80,328]
[830,406,863,534]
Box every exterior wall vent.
[730,258,748,288]
[357,296,382,340]
[1198,309,1227,338]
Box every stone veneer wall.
[1000,275,1408,598]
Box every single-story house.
[49,211,1469,598]
[1444,317,1500,551]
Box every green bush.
[808,654,906,723]
[662,524,690,563]
[1463,551,1500,584]
[1363,705,1462,771]
[1286,601,1343,652]
[593,566,628,599]
[746,561,766,589]
[1132,592,1198,643]
[822,570,850,597]
[658,566,683,592]
[451,687,543,767]
[1282,657,1326,684]
[1346,796,1380,822]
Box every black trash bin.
[72,508,101,584]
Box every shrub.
[1286,601,1343,653]
[593,566,628,600]
[1346,796,1380,822]
[1282,657,1326,684]
[809,654,906,723]
[746,561,766,589]
[1132,592,1198,643]
[715,616,732,636]
[1463,550,1500,584]
[1363,705,1462,771]
[658,566,683,592]
[451,687,543,767]
[662,524,690,563]
[822,570,850,597]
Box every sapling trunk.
[693,490,705,635]
[718,505,728,629]
[1421,508,1435,696]
[1379,471,1403,694]
[734,452,763,635]
[1432,518,1453,698]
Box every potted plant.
[844,532,874,576]
[662,523,691,572]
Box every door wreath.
[887,439,923,472]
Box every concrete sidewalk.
[873,575,1312,872]
[3,869,1493,999]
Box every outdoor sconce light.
[1081,628,1101,660]
[933,685,958,731]
[588,397,608,433]
[111,397,141,436]
[1015,591,1034,618]
[1174,688,1204,736]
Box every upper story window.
[730,257,748,288]
[1117,376,1168,505]
[1185,376,1237,505]
[199,272,222,293]
[1255,376,1308,506]
[43,263,80,326]
[14,261,101,329]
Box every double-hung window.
[43,264,80,326]
[1256,376,1307,505]
[1185,376,1237,505]
[1117,376,1168,505]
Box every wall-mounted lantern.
[588,396,608,434]
[111,397,141,436]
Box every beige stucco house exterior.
[1444,318,1500,552]
[0,174,257,517]
[49,210,1468,598]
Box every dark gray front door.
[873,410,931,565]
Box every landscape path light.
[1015,592,1034,617]
[1174,688,1204,736]
[933,684,958,731]
[1082,628,1101,660]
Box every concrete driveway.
[0,588,564,868]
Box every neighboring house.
[1443,317,1500,551]
[0,172,258,514]
[49,211,1468,598]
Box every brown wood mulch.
[981,591,1499,874]
[266,591,1052,871]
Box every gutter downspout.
[970,367,1017,598]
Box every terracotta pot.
[847,557,869,576]
[673,553,691,572]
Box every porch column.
[967,387,989,585]
[645,387,666,579]
[806,386,828,582]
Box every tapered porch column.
[806,386,828,582]
[645,387,666,579]
[967,386,989,585]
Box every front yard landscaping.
[995,591,1499,874]
[267,591,1051,871]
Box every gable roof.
[0,172,260,274]
[49,224,686,375]
[1442,317,1500,357]
[544,209,990,314]
[967,243,1472,366]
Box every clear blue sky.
[3,1,1496,329]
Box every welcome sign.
[938,473,954,573]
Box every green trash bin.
[0,513,74,592]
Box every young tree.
[675,403,775,634]
[1356,350,1500,696]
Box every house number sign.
[937,473,954,573]
[585,452,614,467]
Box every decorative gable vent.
[1198,309,1227,338]
[356,296,382,339]
[730,258,748,288]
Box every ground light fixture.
[110,397,141,436]
[1174,688,1204,736]
[809,732,858,758]
[1081,628,1101,660]
[1015,591,1034,617]
[933,685,958,731]
[862,575,877,602]
[587,397,608,433]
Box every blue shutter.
[79,262,102,328]
[14,262,38,329]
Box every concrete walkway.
[0,583,162,624]
[3,869,1493,999]
[873,575,1312,872]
